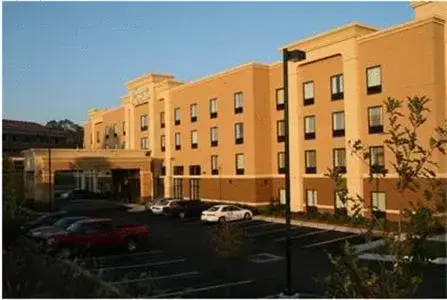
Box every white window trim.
[210,98,218,113]
[276,88,284,105]
[175,133,181,146]
[331,74,344,94]
[191,104,198,118]
[211,127,218,141]
[191,130,198,144]
[175,108,181,121]
[235,92,244,109]
[235,123,244,139]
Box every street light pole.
[47,127,53,212]
[282,48,306,297]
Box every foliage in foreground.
[317,96,447,298]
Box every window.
[140,137,148,150]
[175,132,181,150]
[174,108,181,125]
[96,131,100,143]
[278,152,285,174]
[303,81,314,105]
[371,191,386,219]
[306,190,318,208]
[367,66,382,94]
[333,148,346,173]
[122,121,126,136]
[370,146,385,173]
[140,115,148,131]
[189,165,201,175]
[235,153,245,175]
[173,166,184,175]
[173,178,183,198]
[160,112,165,128]
[331,74,344,100]
[161,166,166,176]
[211,155,219,175]
[105,126,110,139]
[210,98,218,118]
[160,135,166,152]
[234,92,244,114]
[191,130,198,149]
[276,88,284,110]
[335,190,348,215]
[210,127,218,147]
[113,124,118,137]
[304,116,316,140]
[277,120,285,142]
[190,103,198,122]
[332,111,345,137]
[368,106,383,134]
[305,150,317,174]
[235,123,244,144]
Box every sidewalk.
[253,215,382,235]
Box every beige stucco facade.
[81,1,447,218]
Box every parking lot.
[39,201,446,298]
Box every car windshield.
[66,221,84,233]
[53,218,83,229]
[208,206,221,212]
[156,200,167,206]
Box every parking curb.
[253,215,382,235]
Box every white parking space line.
[246,227,301,238]
[353,239,385,254]
[91,258,186,272]
[242,222,280,231]
[152,279,255,298]
[111,271,200,285]
[78,250,162,262]
[273,229,330,242]
[303,233,359,249]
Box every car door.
[221,206,232,221]
[230,206,244,220]
[83,222,111,248]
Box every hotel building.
[24,1,447,218]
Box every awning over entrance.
[21,148,161,203]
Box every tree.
[318,96,447,298]
[46,119,84,148]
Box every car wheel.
[244,213,252,220]
[218,217,226,224]
[126,237,138,252]
[179,212,186,219]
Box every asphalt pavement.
[49,200,446,298]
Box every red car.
[44,218,151,258]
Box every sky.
[3,1,414,125]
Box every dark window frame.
[371,191,386,219]
[211,155,219,175]
[277,152,285,174]
[235,153,244,175]
[277,120,285,143]
[235,122,244,145]
[174,108,181,126]
[366,65,382,95]
[160,112,165,128]
[330,73,344,101]
[304,115,316,140]
[368,105,384,134]
[190,103,198,123]
[332,111,345,137]
[369,146,385,173]
[305,150,317,174]
[234,91,244,114]
[140,115,148,131]
[276,88,285,110]
[303,81,315,106]
[333,148,347,174]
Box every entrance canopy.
[21,148,160,203]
